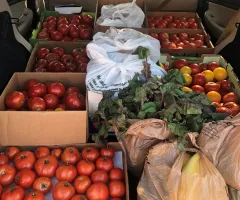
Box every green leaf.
[168,123,188,137]
[141,102,156,111]
[138,111,146,120]
[135,46,150,59]
[134,87,147,102]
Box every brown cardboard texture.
[25,41,90,72]
[0,73,88,146]
[0,142,129,200]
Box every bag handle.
[112,1,136,20]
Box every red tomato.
[189,63,201,75]
[191,85,204,93]
[0,153,9,165]
[37,31,50,39]
[149,33,158,40]
[193,73,206,86]
[37,48,50,59]
[13,151,36,170]
[74,55,89,64]
[33,177,52,194]
[74,175,91,194]
[66,87,80,96]
[82,146,100,162]
[45,53,60,63]
[71,195,88,200]
[166,22,176,28]
[200,63,208,72]
[28,83,47,98]
[35,147,50,159]
[5,91,25,109]
[109,168,124,181]
[173,59,188,69]
[24,191,45,200]
[0,164,16,186]
[100,146,115,159]
[24,80,39,91]
[61,147,81,165]
[220,80,232,92]
[109,180,126,198]
[178,33,188,41]
[51,148,63,160]
[76,63,87,72]
[223,92,238,104]
[77,160,95,176]
[96,157,114,172]
[163,15,173,22]
[0,184,2,196]
[62,36,73,42]
[204,82,220,93]
[223,102,240,116]
[27,97,46,111]
[43,94,59,109]
[57,19,68,25]
[1,185,25,200]
[51,31,64,41]
[56,164,77,183]
[208,62,219,71]
[69,27,80,38]
[216,107,232,115]
[72,48,87,58]
[57,24,69,36]
[46,16,57,22]
[61,54,74,65]
[82,15,93,24]
[194,33,204,41]
[79,29,93,40]
[65,94,85,110]
[52,181,75,200]
[52,47,65,57]
[34,59,48,70]
[194,40,204,47]
[48,82,66,98]
[87,182,109,200]
[15,169,36,189]
[91,170,109,184]
[34,155,59,177]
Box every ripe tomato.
[202,70,214,82]
[193,73,206,86]
[34,155,59,177]
[1,185,25,200]
[223,102,240,116]
[45,53,60,63]
[15,169,36,189]
[37,31,50,39]
[208,62,219,71]
[24,80,39,91]
[149,33,158,40]
[0,184,2,196]
[72,48,87,58]
[52,47,65,57]
[56,164,77,183]
[189,63,201,75]
[182,74,192,86]
[200,63,208,72]
[69,27,79,38]
[96,157,114,172]
[100,146,115,159]
[43,94,59,109]
[207,91,221,103]
[180,66,192,75]
[33,177,52,193]
[74,55,89,64]
[0,153,9,165]
[61,54,74,65]
[51,31,64,41]
[35,147,50,159]
[66,87,80,96]
[28,97,46,111]
[82,146,100,162]
[86,182,109,200]
[74,175,91,194]
[61,147,81,165]
[173,59,188,69]
[91,170,109,184]
[5,91,25,109]
[28,83,47,98]
[71,195,88,200]
[51,148,63,160]
[109,168,124,181]
[220,80,232,92]
[213,67,227,81]
[216,107,232,115]
[24,191,45,200]
[65,94,85,110]
[204,82,220,93]
[212,102,221,108]
[82,15,93,24]
[52,181,75,200]
[48,82,66,98]
[223,92,238,103]
[109,180,125,198]
[0,164,16,186]
[14,151,36,170]
[37,48,50,59]
[77,160,95,176]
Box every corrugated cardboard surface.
[0,73,88,146]
[0,142,129,200]
[25,41,90,72]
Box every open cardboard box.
[0,73,88,145]
[0,142,129,200]
[25,41,90,72]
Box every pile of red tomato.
[147,15,198,29]
[5,80,85,111]
[0,146,126,200]
[37,15,93,41]
[33,47,88,72]
[172,59,239,116]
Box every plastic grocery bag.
[92,27,161,63]
[167,149,229,200]
[86,43,166,92]
[197,114,240,190]
[96,0,144,28]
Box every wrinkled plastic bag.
[86,43,166,92]
[116,119,174,177]
[167,149,229,200]
[197,114,240,190]
[96,0,144,28]
[92,27,161,63]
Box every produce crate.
[25,41,90,72]
[0,142,129,200]
[148,29,214,56]
[94,0,146,33]
[0,73,88,145]
[29,11,95,47]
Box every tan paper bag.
[197,114,240,190]
[229,186,240,200]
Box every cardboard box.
[0,73,88,146]
[0,142,129,200]
[25,41,90,72]
[94,0,146,33]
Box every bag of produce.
[167,150,229,200]
[229,186,240,200]
[197,114,240,190]
[96,0,145,28]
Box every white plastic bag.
[86,43,166,92]
[92,27,160,63]
[96,0,144,28]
